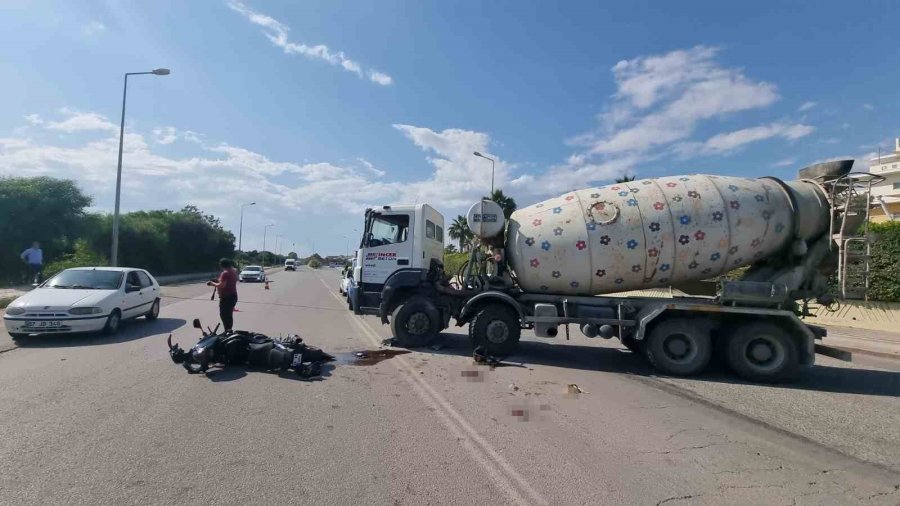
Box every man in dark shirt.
[208,258,239,331]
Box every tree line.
[0,177,237,284]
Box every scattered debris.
[509,383,519,391]
[460,370,485,382]
[430,342,445,351]
[381,337,397,347]
[567,384,588,394]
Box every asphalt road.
[1,268,898,505]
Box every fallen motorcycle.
[167,318,333,379]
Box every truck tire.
[470,303,521,358]
[645,318,711,376]
[390,298,440,348]
[726,322,799,383]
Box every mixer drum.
[507,175,798,295]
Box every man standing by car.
[20,241,43,284]
[207,258,238,332]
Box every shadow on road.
[408,332,900,398]
[12,317,186,348]
[204,362,335,383]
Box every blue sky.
[1,0,898,256]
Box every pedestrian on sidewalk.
[20,241,43,284]
[207,258,238,332]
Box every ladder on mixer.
[829,173,882,301]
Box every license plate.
[291,353,303,367]
[24,321,62,328]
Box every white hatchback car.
[239,265,267,282]
[3,267,160,339]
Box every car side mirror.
[192,318,202,329]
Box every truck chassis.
[375,265,822,382]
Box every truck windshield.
[367,214,409,247]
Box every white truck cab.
[351,204,444,313]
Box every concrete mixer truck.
[350,160,864,381]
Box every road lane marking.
[346,313,548,505]
[314,269,546,503]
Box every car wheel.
[645,318,712,376]
[726,322,799,383]
[146,299,160,320]
[469,303,521,358]
[9,332,27,340]
[390,298,440,348]
[103,310,121,335]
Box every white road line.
[312,271,546,504]
[348,315,548,505]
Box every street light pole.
[238,202,256,256]
[110,68,170,266]
[263,223,274,267]
[473,151,495,195]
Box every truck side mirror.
[192,318,202,329]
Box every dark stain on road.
[335,349,411,366]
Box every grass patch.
[0,296,15,309]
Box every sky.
[1,0,898,256]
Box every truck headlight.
[5,307,25,315]
[68,307,103,315]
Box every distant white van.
[284,259,297,271]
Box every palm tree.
[484,188,518,219]
[448,215,471,252]
[614,174,636,183]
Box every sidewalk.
[821,324,900,360]
[0,286,30,301]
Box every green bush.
[443,252,469,279]
[43,239,108,279]
[307,258,321,269]
[869,221,900,302]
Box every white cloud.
[863,103,874,111]
[368,71,393,86]
[548,46,816,188]
[676,122,814,157]
[773,157,796,168]
[357,158,386,177]
[392,124,511,207]
[152,126,202,145]
[44,109,117,133]
[797,101,817,112]
[578,46,779,156]
[82,21,106,37]
[227,1,393,86]
[24,114,43,126]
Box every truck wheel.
[470,304,521,358]
[645,318,711,376]
[726,322,799,383]
[390,298,439,348]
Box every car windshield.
[244,266,262,272]
[44,270,123,290]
